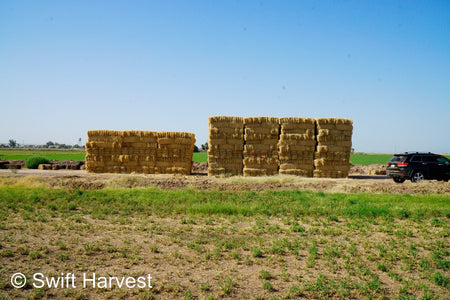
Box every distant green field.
[0,149,85,161]
[349,154,393,165]
[1,149,447,166]
[193,152,208,163]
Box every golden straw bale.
[209,133,243,140]
[209,144,243,151]
[244,133,278,142]
[316,118,353,131]
[314,152,350,160]
[158,137,194,145]
[335,119,353,130]
[279,134,316,142]
[279,117,315,125]
[118,155,139,163]
[279,163,313,170]
[38,164,49,170]
[208,152,243,160]
[159,143,191,150]
[279,169,313,177]
[211,163,243,169]
[244,144,278,152]
[244,127,279,136]
[316,145,351,153]
[88,130,121,139]
[278,145,315,153]
[244,117,279,125]
[208,167,243,176]
[280,127,313,134]
[243,159,279,169]
[208,157,243,165]
[316,118,338,125]
[209,139,243,147]
[157,131,195,139]
[278,152,314,160]
[209,116,244,124]
[243,168,277,177]
[316,134,352,144]
[130,142,146,148]
[86,142,112,149]
[314,158,349,167]
[122,136,140,143]
[209,127,244,135]
[313,170,348,178]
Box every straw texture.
[85,130,195,174]
[207,116,353,178]
[313,118,353,178]
[208,116,244,176]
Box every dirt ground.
[1,164,449,194]
[1,164,449,299]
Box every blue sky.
[1,1,449,153]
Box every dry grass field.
[0,171,449,299]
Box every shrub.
[25,156,50,169]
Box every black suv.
[386,152,450,183]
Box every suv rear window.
[411,155,423,162]
[423,156,438,163]
[389,155,407,162]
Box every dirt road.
[1,168,449,194]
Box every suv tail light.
[397,162,408,166]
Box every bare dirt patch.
[1,211,448,299]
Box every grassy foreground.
[0,187,449,299]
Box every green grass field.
[0,186,449,299]
[0,149,85,161]
[193,152,207,163]
[349,153,394,165]
[1,149,448,165]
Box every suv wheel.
[393,177,405,184]
[411,171,425,183]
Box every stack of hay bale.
[243,117,280,176]
[85,130,194,175]
[278,117,316,177]
[207,116,244,176]
[86,130,124,173]
[120,130,158,174]
[156,132,196,175]
[314,118,353,178]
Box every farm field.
[0,149,208,163]
[0,149,86,161]
[5,149,450,166]
[0,186,449,299]
[350,154,394,166]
